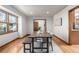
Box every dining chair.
[48,32,53,51]
[33,37,48,53]
[41,36,53,51]
[34,38,42,48]
[23,38,32,53]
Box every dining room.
[1,5,79,53]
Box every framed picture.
[55,17,62,26]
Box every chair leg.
[50,42,53,51]
[41,42,43,51]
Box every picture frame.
[55,17,62,26]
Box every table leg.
[23,44,26,53]
[47,38,49,53]
[32,38,34,53]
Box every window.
[0,10,18,35]
[0,10,7,34]
[0,11,7,22]
[9,15,17,32]
[0,23,7,35]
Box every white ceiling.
[14,5,67,16]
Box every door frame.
[33,19,46,32]
[68,6,79,45]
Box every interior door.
[69,6,79,45]
[33,22,38,31]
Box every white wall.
[46,16,53,34]
[0,5,28,47]
[21,16,28,37]
[53,5,76,43]
[18,15,28,37]
[27,17,33,34]
[27,16,53,34]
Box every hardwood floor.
[0,36,79,53]
[53,36,79,53]
[0,37,28,53]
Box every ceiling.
[14,5,67,16]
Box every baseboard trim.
[53,35,69,45]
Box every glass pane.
[9,23,17,32]
[0,23,7,35]
[0,11,6,22]
[9,15,17,23]
[72,8,79,31]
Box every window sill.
[0,31,18,35]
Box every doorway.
[69,6,79,45]
[33,19,46,33]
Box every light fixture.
[30,11,33,15]
[46,11,49,14]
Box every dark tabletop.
[28,32,52,38]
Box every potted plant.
[38,26,42,32]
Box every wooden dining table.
[28,32,52,53]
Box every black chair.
[33,38,43,53]
[23,39,32,53]
[33,36,53,53]
[33,37,49,53]
[41,38,47,52]
[49,37,53,51]
[41,37,53,52]
[47,33,53,51]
